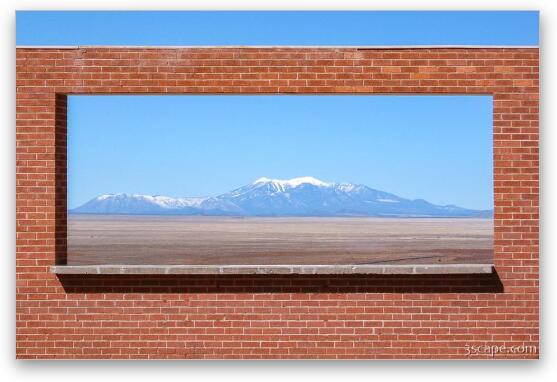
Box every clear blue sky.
[16,11,538,46]
[68,95,493,210]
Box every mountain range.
[70,176,492,218]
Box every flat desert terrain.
[67,215,493,265]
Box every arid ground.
[67,215,493,265]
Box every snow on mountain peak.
[97,193,117,200]
[253,176,331,188]
[74,179,492,218]
[253,177,273,184]
[95,193,205,208]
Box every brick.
[15,47,539,360]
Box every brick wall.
[16,47,539,359]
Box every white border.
[3,1,553,382]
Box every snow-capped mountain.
[70,176,492,217]
[71,193,208,215]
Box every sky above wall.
[16,11,538,46]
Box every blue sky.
[67,95,493,210]
[17,11,538,46]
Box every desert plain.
[67,215,493,265]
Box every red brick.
[15,47,539,360]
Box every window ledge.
[51,264,493,275]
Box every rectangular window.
[67,95,493,266]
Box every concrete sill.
[51,264,493,275]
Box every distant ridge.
[71,176,493,218]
